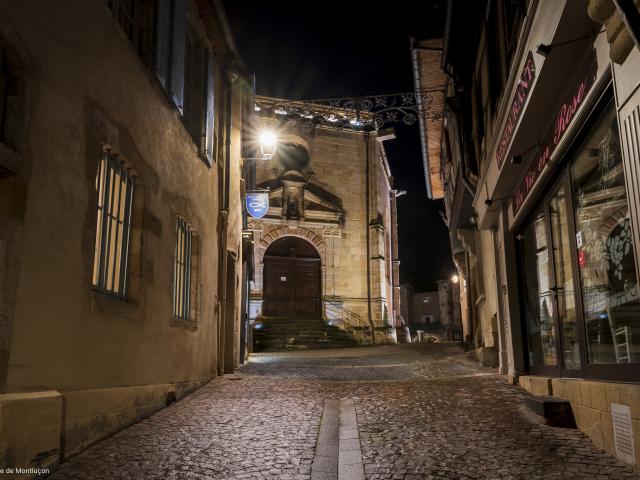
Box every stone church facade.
[247,97,400,343]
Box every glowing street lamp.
[259,130,277,160]
[451,274,459,284]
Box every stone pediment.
[256,172,343,225]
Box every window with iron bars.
[173,218,198,320]
[92,149,135,298]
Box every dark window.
[92,149,135,298]
[184,28,205,148]
[503,0,525,70]
[472,78,484,160]
[183,27,216,166]
[104,0,156,68]
[155,0,186,114]
[0,42,22,151]
[487,0,504,114]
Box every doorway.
[263,237,321,318]
[517,178,582,377]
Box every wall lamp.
[536,29,605,57]
[258,130,277,160]
[510,142,541,165]
[484,195,513,207]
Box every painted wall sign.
[245,191,269,219]
[512,49,598,214]
[496,52,536,169]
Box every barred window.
[92,149,135,298]
[173,218,199,319]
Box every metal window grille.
[92,149,135,298]
[173,218,193,319]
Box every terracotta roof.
[412,38,446,200]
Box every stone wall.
[0,0,244,471]
[520,376,640,473]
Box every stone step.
[252,317,360,352]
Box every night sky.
[224,0,455,291]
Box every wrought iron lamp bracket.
[254,90,443,132]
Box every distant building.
[410,279,462,340]
[410,291,440,330]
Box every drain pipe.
[365,133,375,345]
[217,81,233,376]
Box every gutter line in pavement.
[312,398,365,480]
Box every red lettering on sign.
[512,49,598,215]
[496,53,536,169]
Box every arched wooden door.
[263,237,321,318]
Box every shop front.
[506,39,640,468]
[516,94,640,382]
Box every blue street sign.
[245,191,269,219]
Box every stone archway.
[262,236,321,318]
[259,224,326,266]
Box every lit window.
[92,149,135,298]
[173,218,199,320]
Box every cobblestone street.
[49,344,638,480]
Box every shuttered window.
[155,0,186,114]
[92,149,135,298]
[173,218,199,319]
[184,26,216,166]
[184,28,202,143]
[202,50,216,165]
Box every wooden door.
[263,257,320,317]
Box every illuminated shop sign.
[512,49,598,214]
[245,191,269,219]
[496,52,536,169]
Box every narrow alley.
[3,1,640,478]
[50,345,636,480]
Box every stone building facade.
[0,0,249,472]
[414,0,640,471]
[409,279,462,340]
[246,98,399,344]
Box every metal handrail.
[319,298,372,345]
